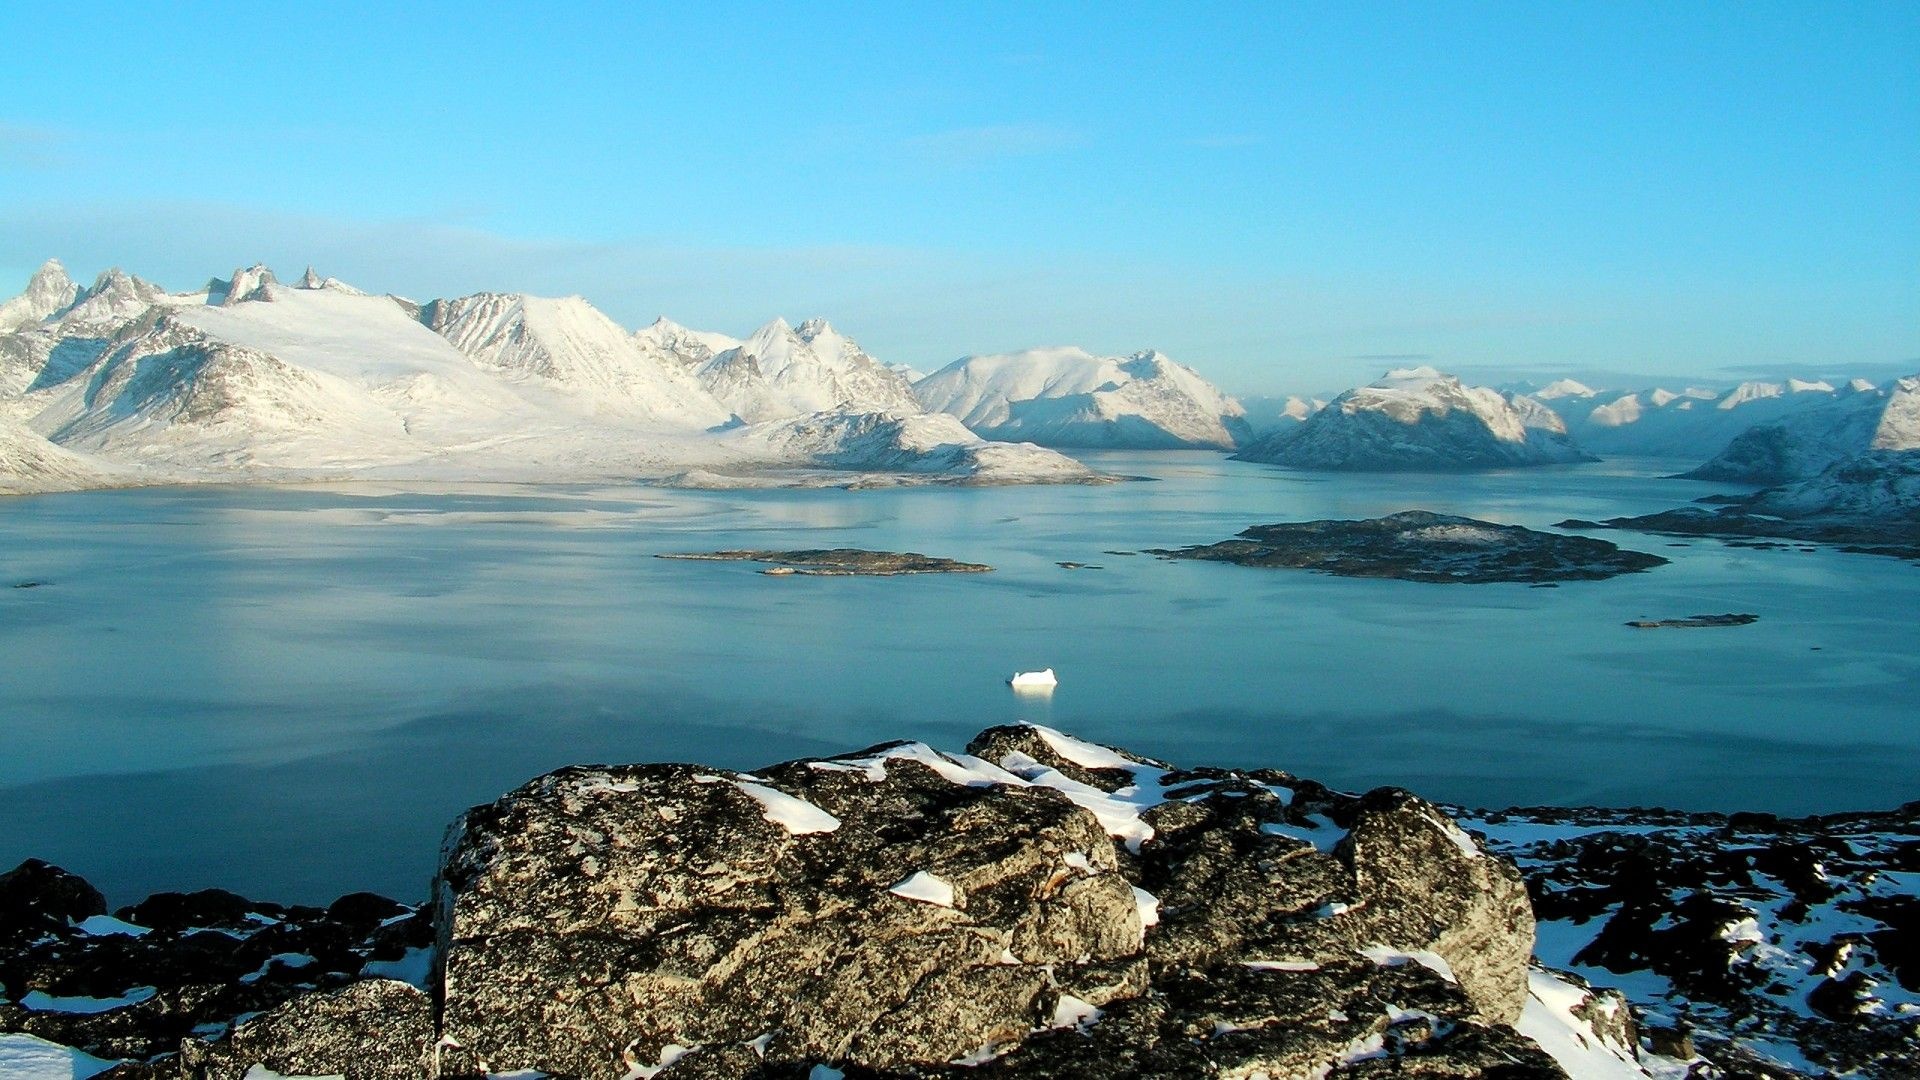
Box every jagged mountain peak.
[0,258,83,332]
[219,264,279,306]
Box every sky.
[1,2,1915,395]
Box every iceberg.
[1008,668,1057,690]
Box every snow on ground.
[1515,969,1655,1080]
[18,986,157,1013]
[0,1033,120,1079]
[731,780,842,835]
[888,870,957,907]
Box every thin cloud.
[904,123,1085,165]
[1348,353,1432,362]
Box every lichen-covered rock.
[436,748,1143,1078]
[967,727,1534,1024]
[436,727,1546,1078]
[176,978,433,1079]
[8,725,1578,1079]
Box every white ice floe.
[1008,668,1057,689]
[732,781,840,835]
[0,1033,120,1079]
[888,870,957,908]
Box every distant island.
[1148,510,1668,583]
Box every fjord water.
[3,452,1917,904]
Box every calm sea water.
[3,452,1916,904]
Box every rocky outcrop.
[177,979,433,1080]
[4,725,1666,1078]
[1463,802,1920,1078]
[433,725,1544,1078]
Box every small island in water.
[656,549,993,576]
[1148,510,1669,584]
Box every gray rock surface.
[434,726,1547,1078]
[7,725,1652,1078]
[177,978,433,1079]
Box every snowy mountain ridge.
[912,345,1250,450]
[0,261,1098,494]
[696,316,920,423]
[1234,367,1594,471]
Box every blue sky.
[2,2,1915,394]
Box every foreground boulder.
[434,725,1545,1078]
[7,725,1697,1078]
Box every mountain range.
[0,261,1099,494]
[2,258,1914,501]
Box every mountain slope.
[1538,379,1853,461]
[1742,450,1920,522]
[421,293,730,427]
[719,407,1102,485]
[697,317,918,423]
[1234,367,1593,470]
[1684,376,1918,483]
[0,415,126,495]
[0,261,1103,493]
[913,347,1249,450]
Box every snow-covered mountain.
[715,407,1099,486]
[0,262,1098,494]
[1683,375,1918,483]
[421,293,729,427]
[696,317,919,423]
[0,415,124,495]
[1233,367,1594,470]
[632,316,738,371]
[1530,378,1861,461]
[1741,450,1920,522]
[0,259,79,332]
[1236,394,1324,436]
[912,347,1250,450]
